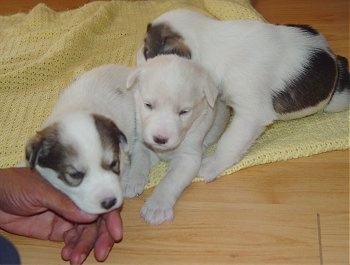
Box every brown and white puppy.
[26,65,133,214]
[140,8,350,182]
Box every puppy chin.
[73,199,119,215]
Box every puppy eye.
[179,109,190,116]
[144,102,153,110]
[65,170,85,186]
[69,171,85,180]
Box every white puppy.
[26,55,229,223]
[124,55,229,224]
[140,8,350,181]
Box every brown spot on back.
[273,50,336,113]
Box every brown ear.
[25,124,59,169]
[25,134,43,168]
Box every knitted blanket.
[0,0,348,189]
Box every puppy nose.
[101,197,117,210]
[153,136,168,145]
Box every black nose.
[153,136,168,145]
[101,197,117,210]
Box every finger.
[93,219,115,261]
[61,228,79,260]
[102,210,123,241]
[67,224,98,265]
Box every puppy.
[123,55,229,224]
[25,64,133,214]
[26,55,229,222]
[140,8,350,182]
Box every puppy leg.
[199,114,267,182]
[122,142,153,198]
[141,151,201,224]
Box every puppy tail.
[324,55,350,113]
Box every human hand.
[0,167,122,265]
[62,211,122,265]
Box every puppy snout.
[153,135,168,145]
[101,197,117,210]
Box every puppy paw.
[141,199,173,224]
[122,177,147,198]
[198,157,221,182]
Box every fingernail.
[101,247,112,261]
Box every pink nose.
[153,136,168,145]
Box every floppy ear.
[126,68,141,90]
[25,134,42,168]
[25,125,59,169]
[201,73,219,108]
[118,131,129,154]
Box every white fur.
[123,55,229,224]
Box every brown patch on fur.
[143,23,191,59]
[26,123,63,169]
[92,114,127,175]
[273,50,337,113]
[25,123,83,186]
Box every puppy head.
[142,22,191,61]
[25,112,128,214]
[127,55,218,151]
[141,8,210,61]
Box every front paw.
[198,156,221,182]
[141,198,174,225]
[122,177,148,198]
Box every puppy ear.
[25,125,59,169]
[25,134,42,168]
[201,74,219,108]
[126,68,141,89]
[118,131,129,154]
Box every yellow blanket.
[0,0,348,189]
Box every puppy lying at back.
[140,8,350,181]
[26,55,229,223]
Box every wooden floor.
[1,0,349,264]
